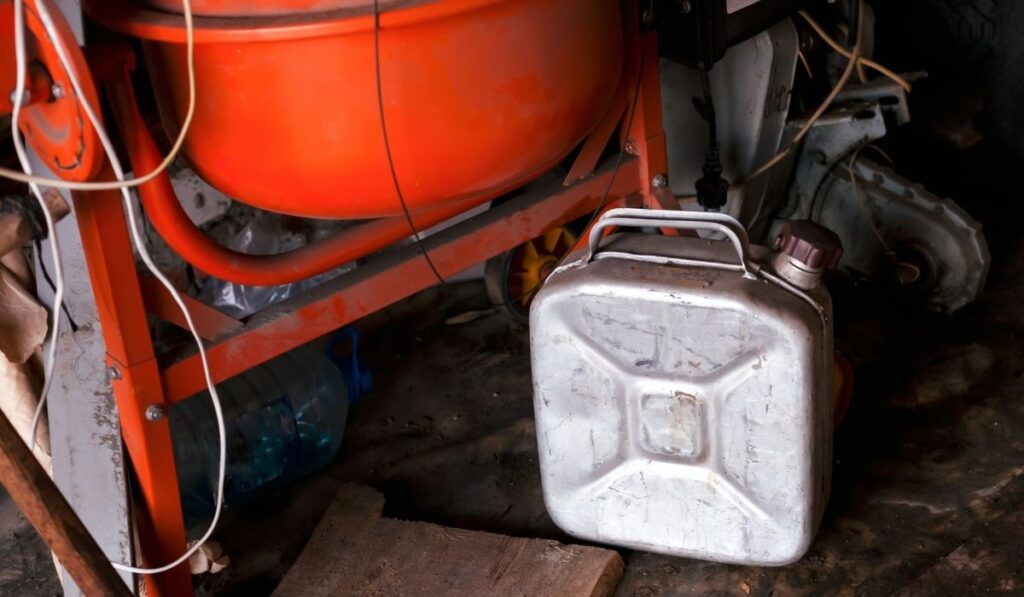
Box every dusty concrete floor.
[2,129,1023,597]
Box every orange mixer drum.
[87,0,624,219]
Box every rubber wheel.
[484,227,577,323]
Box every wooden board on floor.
[273,484,624,597]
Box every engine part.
[768,96,889,229]
[763,83,988,312]
[754,77,911,238]
[814,158,990,312]
[531,208,835,565]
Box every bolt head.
[652,174,669,188]
[145,405,165,422]
[106,365,122,382]
[50,83,64,100]
[9,88,30,107]
[679,0,693,14]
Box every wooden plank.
[0,408,131,596]
[274,485,624,597]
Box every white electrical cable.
[11,0,63,458]
[0,0,196,191]
[13,0,226,576]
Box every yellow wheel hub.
[508,227,577,309]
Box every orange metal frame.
[71,13,669,597]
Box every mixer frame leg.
[72,168,193,596]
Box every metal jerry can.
[530,209,841,565]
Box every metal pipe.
[104,70,480,287]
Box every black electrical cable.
[699,69,717,143]
[34,238,78,332]
[478,40,649,313]
[694,64,728,210]
[372,0,448,286]
[846,0,860,49]
[371,0,645,310]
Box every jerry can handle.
[586,208,756,278]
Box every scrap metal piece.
[814,158,990,312]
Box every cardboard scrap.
[0,252,51,472]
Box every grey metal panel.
[30,155,135,594]
[661,20,798,225]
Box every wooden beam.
[273,485,624,597]
[0,408,131,596]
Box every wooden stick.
[0,408,131,596]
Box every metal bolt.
[652,174,669,188]
[50,83,64,100]
[9,88,31,107]
[624,139,639,156]
[106,365,122,382]
[678,0,693,14]
[145,405,165,422]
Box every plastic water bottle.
[169,345,349,524]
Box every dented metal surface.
[530,213,833,565]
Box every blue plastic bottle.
[169,344,349,524]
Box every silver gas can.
[530,209,838,566]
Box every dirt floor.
[0,486,62,595]
[3,96,1024,597]
[198,123,1024,596]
